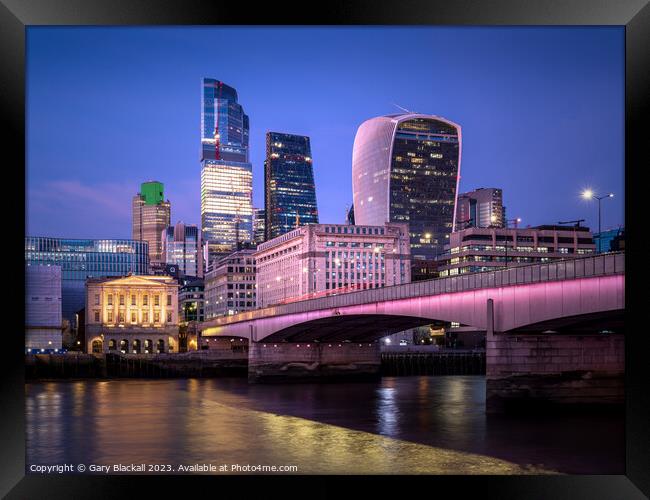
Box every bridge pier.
[248,341,381,383]
[486,332,624,413]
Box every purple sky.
[26,27,624,239]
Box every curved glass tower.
[352,113,461,262]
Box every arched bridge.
[201,253,624,343]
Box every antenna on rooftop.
[391,103,413,114]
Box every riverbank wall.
[25,351,248,379]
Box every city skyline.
[27,27,624,239]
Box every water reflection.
[25,377,624,474]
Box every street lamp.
[581,189,614,252]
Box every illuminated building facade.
[204,249,256,318]
[253,208,266,245]
[162,221,203,278]
[85,275,179,354]
[456,187,506,229]
[436,225,596,276]
[200,78,253,254]
[25,237,149,325]
[25,264,63,352]
[178,277,205,323]
[255,223,410,308]
[265,132,318,240]
[132,181,171,264]
[352,113,461,264]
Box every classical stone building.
[85,275,179,354]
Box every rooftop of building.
[452,224,592,233]
[179,277,204,290]
[255,222,409,253]
[86,274,177,286]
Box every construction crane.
[558,219,585,228]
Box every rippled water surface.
[25,376,624,474]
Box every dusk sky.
[26,26,624,240]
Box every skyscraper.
[132,181,171,264]
[352,113,461,264]
[455,188,506,229]
[253,208,266,245]
[346,203,355,225]
[264,132,318,241]
[200,78,253,262]
[162,221,204,278]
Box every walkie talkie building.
[352,113,461,265]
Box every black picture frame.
[2,0,648,498]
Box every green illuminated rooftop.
[140,181,164,205]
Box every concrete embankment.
[25,351,248,379]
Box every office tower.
[25,237,149,325]
[162,221,204,278]
[351,113,461,265]
[255,223,410,308]
[436,224,596,276]
[264,132,318,240]
[204,249,256,318]
[253,208,266,245]
[25,264,63,352]
[455,187,506,229]
[200,78,253,258]
[178,277,205,324]
[132,181,171,264]
[346,203,355,225]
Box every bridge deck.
[200,252,624,331]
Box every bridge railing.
[201,252,624,328]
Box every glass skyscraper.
[25,237,149,324]
[253,207,266,245]
[352,113,461,263]
[456,187,506,229]
[264,132,318,240]
[200,78,253,257]
[162,221,203,278]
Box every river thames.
[25,376,624,475]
